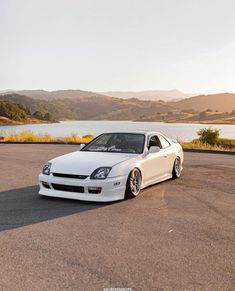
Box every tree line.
[0,100,53,121]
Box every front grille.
[52,173,88,179]
[52,183,85,193]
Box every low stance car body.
[39,131,183,202]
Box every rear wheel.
[125,168,142,199]
[172,157,182,179]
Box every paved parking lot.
[0,144,234,290]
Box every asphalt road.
[0,144,234,291]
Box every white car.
[39,131,183,202]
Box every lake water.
[0,120,235,141]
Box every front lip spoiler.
[38,173,128,202]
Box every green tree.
[197,128,220,145]
[44,112,53,121]
[0,100,27,121]
[33,111,44,120]
[17,103,31,115]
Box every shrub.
[44,112,53,121]
[82,134,94,140]
[0,100,28,121]
[33,111,44,120]
[197,128,220,145]
[217,138,235,149]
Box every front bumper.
[38,173,127,202]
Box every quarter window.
[148,135,162,149]
[158,135,171,149]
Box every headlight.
[90,167,112,179]
[42,162,52,175]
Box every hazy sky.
[1,0,235,93]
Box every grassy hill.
[5,89,109,100]
[0,91,235,124]
[172,93,235,112]
[2,89,194,102]
[0,94,175,121]
[101,89,193,102]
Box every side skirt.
[141,174,172,189]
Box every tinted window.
[148,136,162,149]
[158,135,171,149]
[82,133,145,154]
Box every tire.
[172,157,182,179]
[125,168,142,199]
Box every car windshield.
[82,133,145,154]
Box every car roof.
[101,131,162,136]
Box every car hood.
[50,151,138,175]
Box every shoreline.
[134,119,235,125]
[0,120,58,126]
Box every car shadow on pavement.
[0,185,109,232]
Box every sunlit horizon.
[1,0,235,94]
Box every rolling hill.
[0,91,234,123]
[173,93,235,112]
[1,89,194,102]
[0,93,175,121]
[1,89,109,100]
[101,89,194,102]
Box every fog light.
[41,181,51,189]
[88,186,102,194]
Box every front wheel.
[125,168,142,199]
[172,157,182,179]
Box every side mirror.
[80,143,85,150]
[148,146,161,154]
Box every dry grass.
[180,139,235,152]
[1,131,94,144]
[1,130,235,152]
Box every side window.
[148,135,162,149]
[158,135,171,149]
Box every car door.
[141,135,169,185]
[157,134,175,175]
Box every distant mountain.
[173,93,235,112]
[1,89,194,102]
[100,89,194,102]
[1,89,109,100]
[1,91,234,123]
[0,93,175,121]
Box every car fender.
[108,156,143,179]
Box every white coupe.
[39,131,183,202]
